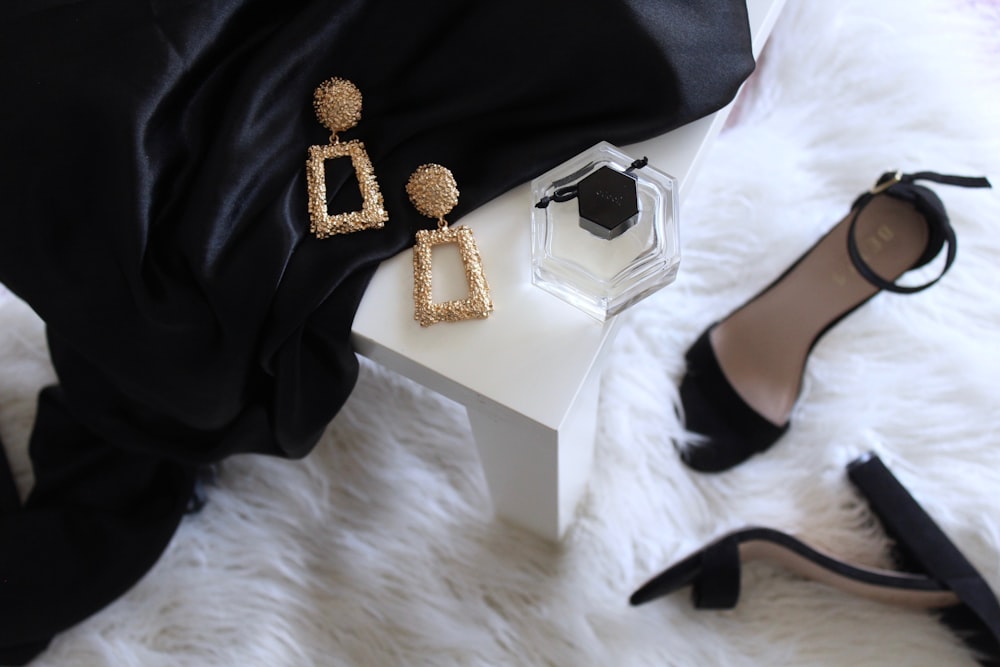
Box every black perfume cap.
[576,166,640,240]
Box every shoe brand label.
[833,224,896,286]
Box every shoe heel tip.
[629,587,659,607]
[847,451,878,472]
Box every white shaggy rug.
[3,0,1000,664]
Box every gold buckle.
[871,170,903,195]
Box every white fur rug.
[3,0,1000,664]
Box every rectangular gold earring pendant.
[306,140,388,238]
[412,225,493,327]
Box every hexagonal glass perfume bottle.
[530,141,680,321]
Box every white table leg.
[466,366,601,541]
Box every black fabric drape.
[0,0,754,662]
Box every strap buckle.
[870,170,903,195]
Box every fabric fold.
[0,0,755,661]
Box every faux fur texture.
[3,0,1000,664]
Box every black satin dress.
[0,1,754,662]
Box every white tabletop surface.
[352,0,785,428]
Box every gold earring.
[407,164,493,327]
[306,77,389,238]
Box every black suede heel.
[631,453,1000,666]
[679,171,992,473]
[848,453,1000,665]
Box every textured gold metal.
[306,140,388,237]
[870,170,903,195]
[306,77,388,238]
[405,164,460,224]
[313,77,363,137]
[407,164,493,326]
[412,226,493,327]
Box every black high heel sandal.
[678,171,992,472]
[630,453,1000,666]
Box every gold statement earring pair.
[305,77,492,326]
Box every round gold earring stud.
[406,163,460,226]
[313,77,363,139]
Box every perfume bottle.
[530,141,680,321]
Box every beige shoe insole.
[710,195,929,426]
[741,539,960,609]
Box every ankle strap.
[848,170,991,294]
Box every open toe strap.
[630,533,743,609]
[691,534,742,609]
[848,171,991,294]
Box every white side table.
[352,0,785,541]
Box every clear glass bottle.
[530,141,680,321]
